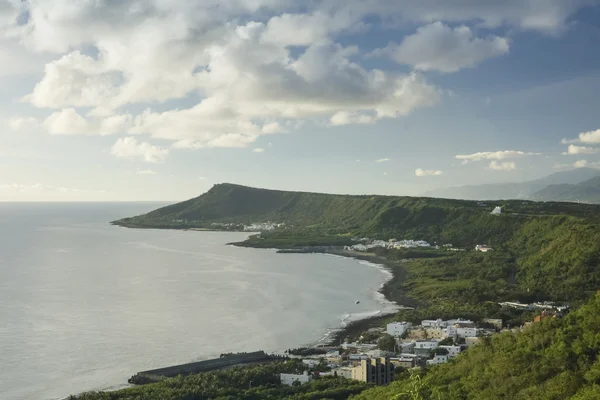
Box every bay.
[0,203,396,400]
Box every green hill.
[114,183,600,243]
[352,291,600,400]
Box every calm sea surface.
[0,202,396,400]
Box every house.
[280,371,312,386]
[413,340,439,350]
[391,357,415,369]
[351,357,394,385]
[439,345,462,358]
[427,354,449,365]
[425,327,447,339]
[422,319,446,328]
[387,322,412,337]
[475,244,492,252]
[491,206,502,215]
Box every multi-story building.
[351,357,394,385]
[280,371,312,386]
[387,321,412,337]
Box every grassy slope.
[351,292,600,400]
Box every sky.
[2,0,600,201]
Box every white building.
[422,319,446,328]
[427,354,449,365]
[439,345,462,358]
[413,340,439,350]
[280,371,312,386]
[387,322,412,337]
[302,359,318,368]
[491,206,502,215]
[458,327,477,338]
[475,244,493,252]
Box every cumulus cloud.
[456,150,540,163]
[571,159,600,169]
[136,169,156,175]
[554,160,600,169]
[563,129,600,145]
[43,108,90,135]
[0,0,593,152]
[488,161,517,171]
[374,22,509,73]
[415,168,443,176]
[376,158,391,163]
[562,145,600,155]
[110,137,168,163]
[330,111,376,126]
[252,147,265,153]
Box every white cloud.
[574,159,591,168]
[136,169,156,175]
[415,168,443,176]
[252,147,265,153]
[562,145,600,155]
[555,160,600,169]
[110,137,168,163]
[8,116,39,131]
[456,150,540,163]
[43,108,90,135]
[262,122,285,134]
[330,111,376,126]
[0,0,592,153]
[563,129,600,144]
[374,22,509,73]
[488,161,517,171]
[376,158,391,163]
[37,108,132,135]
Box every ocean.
[0,202,396,400]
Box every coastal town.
[279,304,567,387]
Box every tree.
[378,334,396,352]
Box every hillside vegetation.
[352,291,600,400]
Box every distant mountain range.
[424,168,600,203]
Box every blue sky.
[2,0,600,200]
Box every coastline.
[229,243,413,348]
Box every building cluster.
[283,316,497,388]
[344,238,435,252]
[499,301,569,312]
[242,222,285,231]
[343,237,470,253]
[208,221,285,231]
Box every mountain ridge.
[423,168,600,201]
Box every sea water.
[0,202,396,400]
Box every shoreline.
[229,243,414,348]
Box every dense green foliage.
[70,360,370,400]
[352,292,600,400]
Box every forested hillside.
[352,291,600,400]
